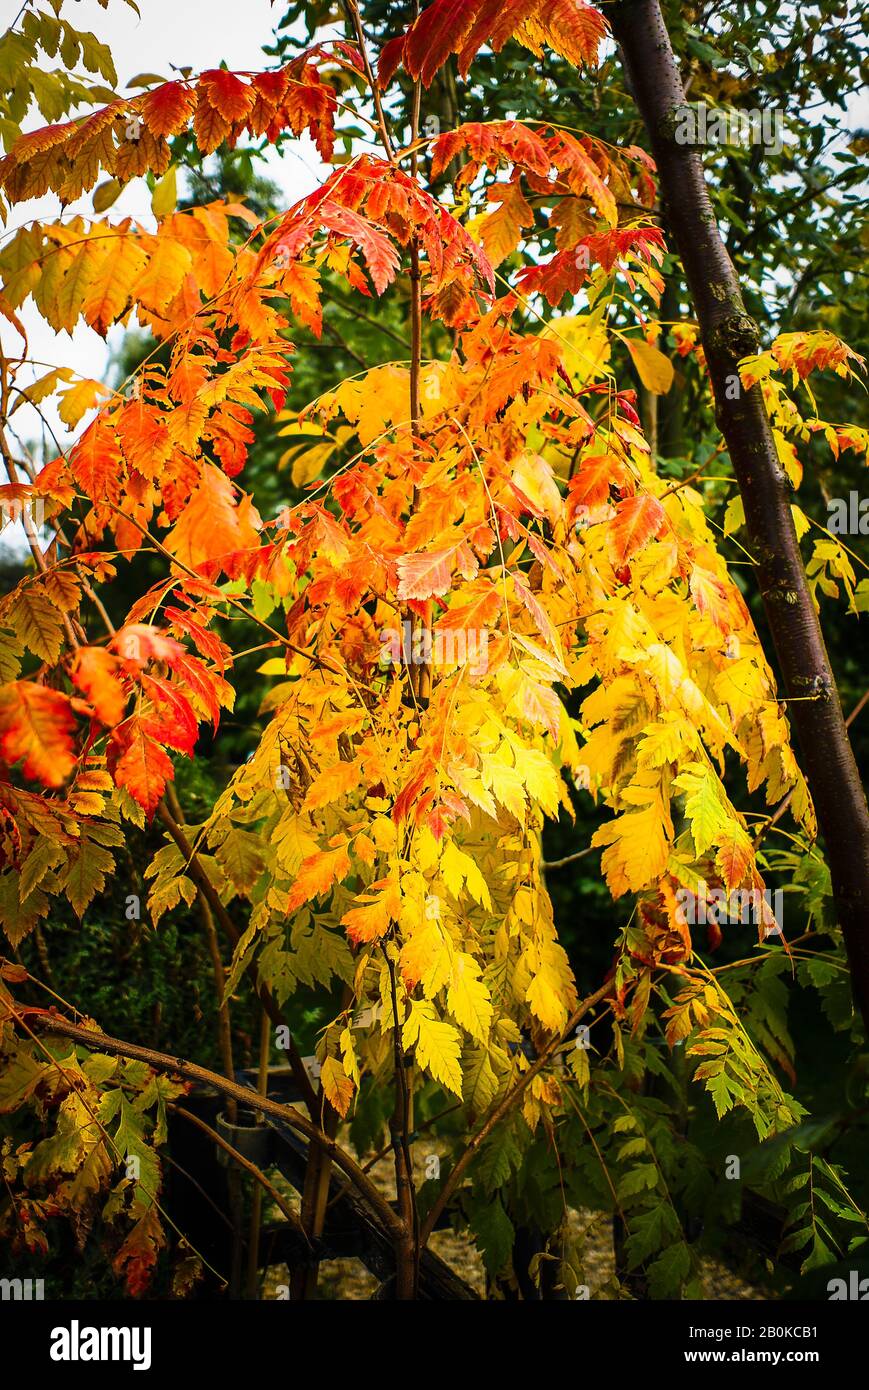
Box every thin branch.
[27,1011,408,1245]
[419,978,615,1245]
[170,1103,310,1247]
[542,844,596,872]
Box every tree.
[0,0,866,1300]
[609,0,869,1028]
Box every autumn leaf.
[6,589,65,663]
[320,1056,355,1117]
[340,876,401,944]
[396,545,456,600]
[607,492,665,567]
[141,82,197,138]
[626,338,674,394]
[106,716,175,817]
[402,998,463,1097]
[286,844,352,912]
[69,419,122,503]
[164,463,262,573]
[397,0,606,86]
[71,646,128,726]
[0,682,77,786]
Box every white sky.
[0,0,332,553]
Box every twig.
[170,1103,309,1247]
[28,1012,408,1245]
[419,979,615,1246]
[542,844,596,872]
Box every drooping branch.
[610,0,869,1031]
[30,1012,407,1246]
[419,978,615,1245]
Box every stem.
[610,0,869,1032]
[387,953,418,1298]
[344,0,396,163]
[291,983,353,1300]
[245,1006,271,1299]
[30,1012,408,1245]
[419,979,614,1245]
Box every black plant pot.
[216,1108,272,1167]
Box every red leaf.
[140,674,199,756]
[199,70,254,124]
[607,492,665,567]
[141,82,197,138]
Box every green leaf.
[471,1198,514,1277]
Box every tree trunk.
[610,0,869,1030]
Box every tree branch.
[419,978,615,1246]
[29,1012,408,1246]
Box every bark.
[610,0,869,1029]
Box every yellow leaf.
[591,798,670,895]
[151,164,178,218]
[402,999,463,1097]
[447,953,492,1043]
[627,338,674,395]
[400,918,452,998]
[92,178,123,212]
[440,839,492,910]
[320,1056,354,1118]
[57,375,111,428]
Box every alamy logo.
[379,620,488,675]
[827,1271,869,1300]
[0,1276,44,1300]
[673,103,783,154]
[49,1320,152,1371]
[675,882,783,931]
[826,492,869,536]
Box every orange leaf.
[286,844,352,912]
[142,82,197,138]
[164,464,261,574]
[0,682,77,787]
[303,760,363,812]
[568,453,625,515]
[107,716,174,817]
[607,492,665,567]
[199,70,255,124]
[320,1056,354,1117]
[69,420,122,503]
[340,876,401,945]
[396,545,456,600]
[71,647,128,726]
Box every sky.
[0,0,329,553]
